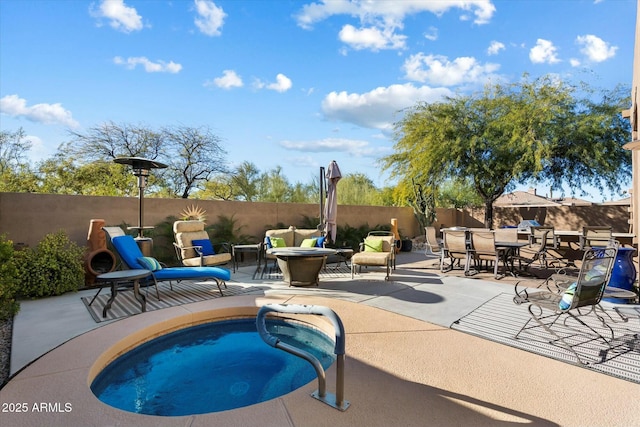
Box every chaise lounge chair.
[105,229,231,296]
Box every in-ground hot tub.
[90,316,336,416]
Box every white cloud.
[206,70,243,89]
[424,26,438,41]
[570,58,581,67]
[0,95,79,128]
[113,56,182,73]
[90,0,143,33]
[279,137,389,158]
[295,1,494,53]
[255,74,293,92]
[339,24,406,51]
[487,40,505,55]
[576,34,617,62]
[402,53,500,86]
[321,83,452,131]
[295,0,496,29]
[529,39,560,64]
[194,0,226,36]
[269,74,293,92]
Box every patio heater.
[113,157,167,256]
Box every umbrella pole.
[319,167,325,231]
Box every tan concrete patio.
[1,252,639,427]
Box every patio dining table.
[495,241,528,277]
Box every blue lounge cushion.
[111,235,146,269]
[192,238,215,255]
[137,256,162,271]
[110,235,231,282]
[153,266,231,282]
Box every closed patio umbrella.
[324,160,342,243]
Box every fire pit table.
[269,247,337,286]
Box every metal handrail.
[256,304,350,411]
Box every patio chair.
[424,226,444,268]
[441,229,471,274]
[511,230,549,272]
[468,230,505,279]
[351,232,396,281]
[173,220,233,268]
[579,226,612,251]
[512,243,618,364]
[105,228,231,296]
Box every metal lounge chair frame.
[104,227,231,296]
[513,243,618,364]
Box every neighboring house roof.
[494,191,559,207]
[601,196,632,205]
[495,190,593,207]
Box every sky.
[0,0,637,202]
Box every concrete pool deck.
[1,252,639,426]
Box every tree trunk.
[484,199,494,229]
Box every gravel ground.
[0,318,13,387]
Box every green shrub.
[14,231,85,298]
[0,235,20,320]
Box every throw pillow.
[265,236,272,249]
[315,236,326,247]
[137,256,162,271]
[270,237,286,248]
[364,238,383,252]
[192,238,215,256]
[559,282,577,310]
[300,238,317,248]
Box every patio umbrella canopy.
[324,160,342,243]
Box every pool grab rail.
[256,304,350,411]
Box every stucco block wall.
[0,192,631,249]
[0,193,419,248]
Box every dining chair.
[579,226,613,250]
[441,229,471,274]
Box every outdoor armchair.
[173,220,233,269]
[512,243,618,364]
[351,232,396,281]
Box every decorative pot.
[606,247,637,303]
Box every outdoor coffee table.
[92,269,152,318]
[270,247,337,287]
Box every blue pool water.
[91,318,336,416]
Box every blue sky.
[0,0,636,201]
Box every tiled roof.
[494,191,559,207]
